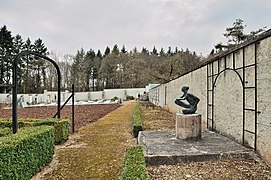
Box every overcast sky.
[0,0,270,56]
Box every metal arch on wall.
[12,51,61,134]
[207,42,259,151]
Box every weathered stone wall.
[149,66,207,126]
[149,31,271,166]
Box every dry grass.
[140,101,175,131]
[32,101,136,180]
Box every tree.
[224,19,247,45]
[13,34,24,92]
[112,44,119,55]
[159,48,166,57]
[121,45,127,54]
[141,47,149,55]
[71,48,86,91]
[214,19,267,53]
[84,49,96,91]
[96,49,102,58]
[0,25,14,92]
[33,38,48,93]
[104,46,110,57]
[151,46,158,55]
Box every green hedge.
[0,118,69,144]
[0,127,11,137]
[133,101,143,137]
[0,126,55,180]
[121,146,150,180]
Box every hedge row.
[0,126,55,180]
[0,118,69,144]
[121,146,150,180]
[133,101,143,137]
[0,127,11,137]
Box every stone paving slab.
[138,130,253,165]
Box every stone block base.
[176,113,201,140]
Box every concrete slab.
[138,130,253,165]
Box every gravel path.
[31,101,136,179]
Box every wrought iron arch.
[207,43,259,151]
[12,51,61,134]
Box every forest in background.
[0,25,202,93]
[0,19,265,93]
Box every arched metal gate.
[207,41,260,151]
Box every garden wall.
[0,88,145,105]
[149,29,271,166]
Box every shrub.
[0,126,54,180]
[0,127,11,137]
[126,95,135,100]
[0,118,69,144]
[121,146,150,180]
[111,96,119,101]
[133,101,143,137]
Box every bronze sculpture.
[175,85,200,114]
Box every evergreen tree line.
[0,25,49,93]
[69,45,202,92]
[0,25,202,93]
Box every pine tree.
[104,46,110,57]
[151,46,158,55]
[121,45,127,54]
[141,47,149,54]
[0,25,14,92]
[112,44,119,55]
[33,38,48,93]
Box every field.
[0,104,120,131]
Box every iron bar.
[53,93,73,118]
[72,84,75,133]
[242,47,246,145]
[244,86,255,89]
[244,129,255,134]
[244,108,256,111]
[211,62,214,131]
[207,64,209,129]
[233,52,236,70]
[254,42,258,151]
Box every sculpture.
[175,85,200,114]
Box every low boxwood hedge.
[0,127,11,137]
[0,126,54,180]
[133,101,143,137]
[121,146,150,180]
[0,118,69,144]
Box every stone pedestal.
[176,113,201,140]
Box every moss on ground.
[38,101,136,180]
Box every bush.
[133,101,143,137]
[126,95,135,100]
[0,127,11,137]
[111,96,119,101]
[0,126,55,180]
[0,118,69,144]
[121,146,150,180]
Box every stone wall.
[149,30,271,165]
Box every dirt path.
[32,101,136,180]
